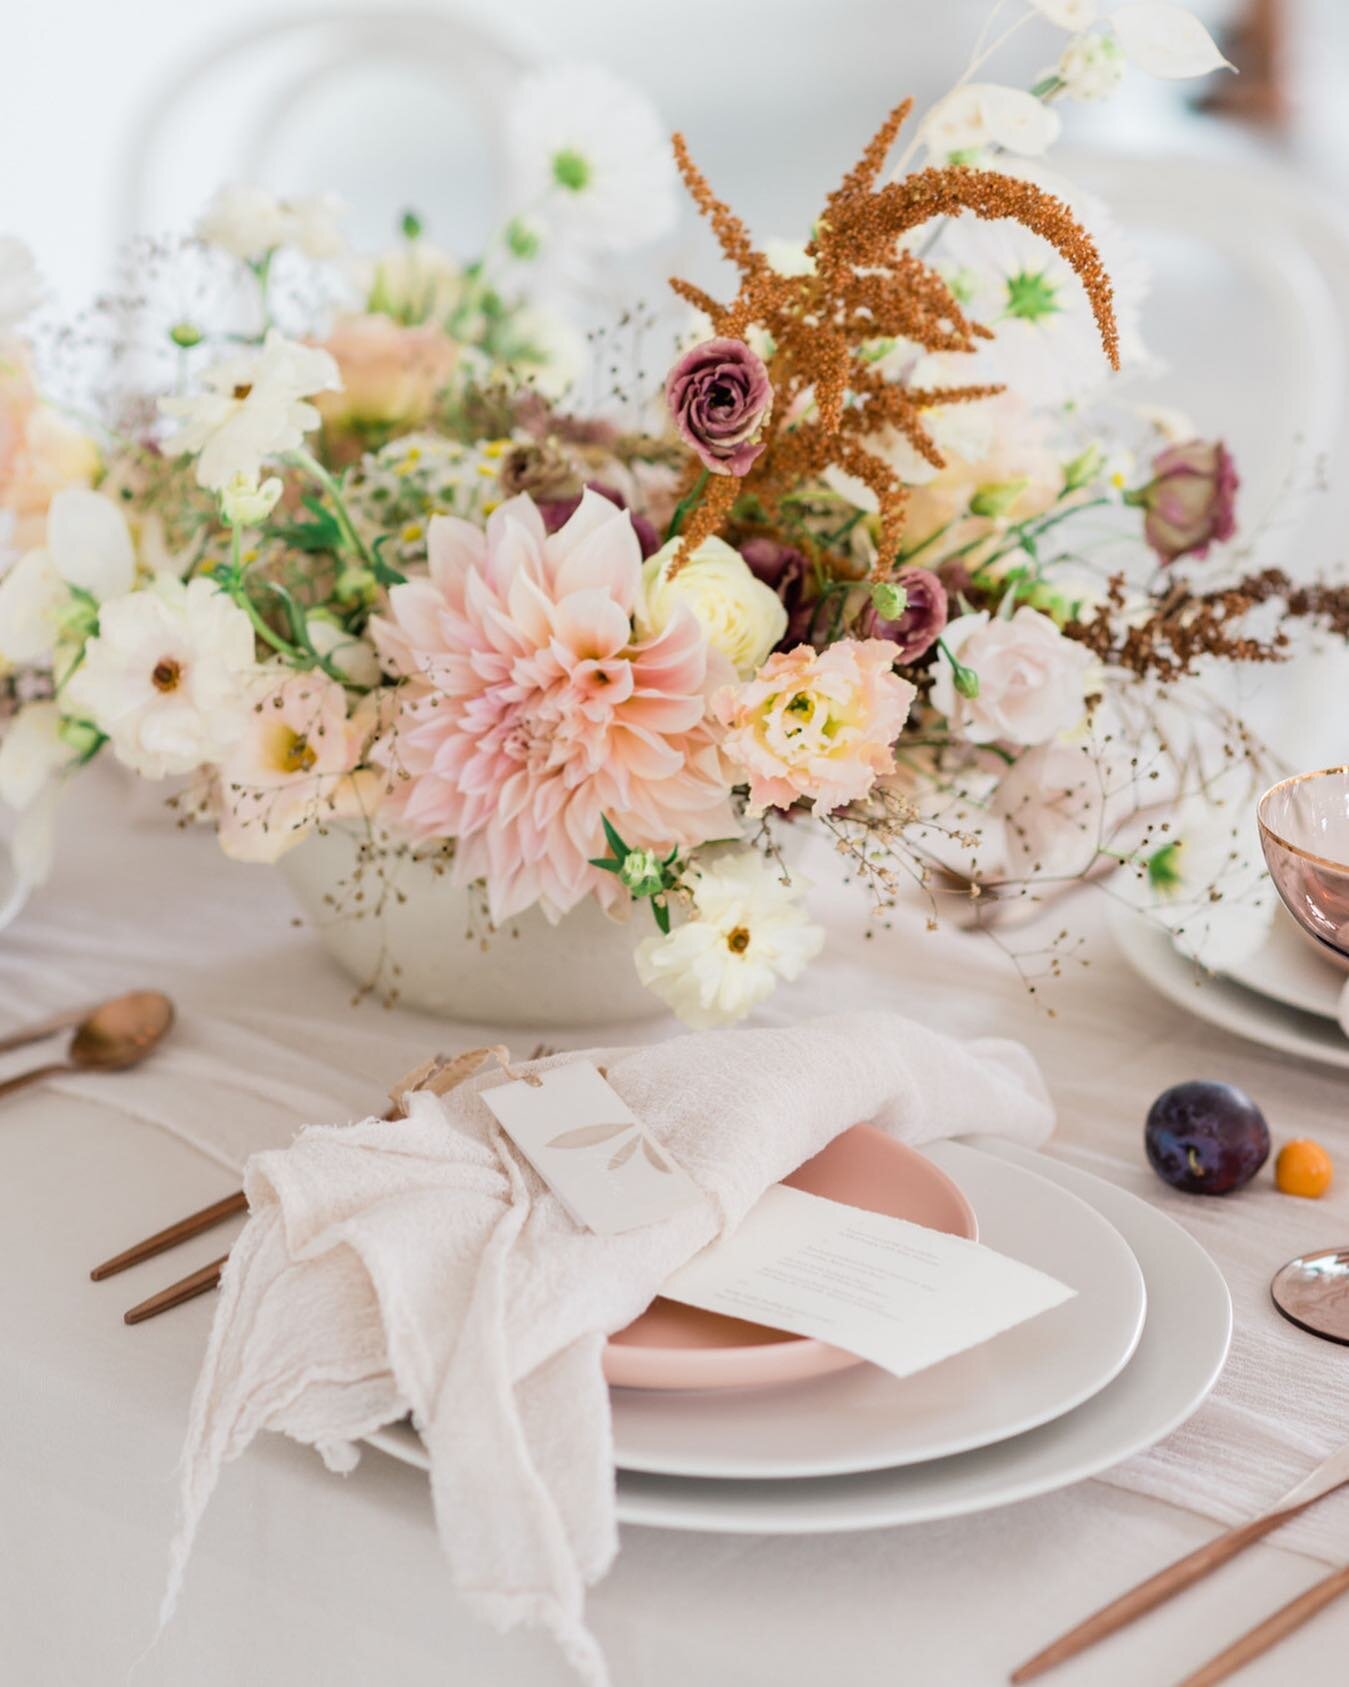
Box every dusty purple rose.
[665,337,773,477]
[1137,440,1238,565]
[537,482,660,559]
[856,567,948,662]
[741,536,817,647]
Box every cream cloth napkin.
[162,1010,1052,1684]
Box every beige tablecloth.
[2,761,1348,1686]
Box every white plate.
[608,1142,1145,1479]
[611,1139,1230,1533]
[1225,906,1346,1021]
[1109,902,1349,1071]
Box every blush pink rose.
[315,313,457,432]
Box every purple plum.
[1145,1080,1270,1195]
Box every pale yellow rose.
[639,536,786,677]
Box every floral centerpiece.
[2,13,1344,1028]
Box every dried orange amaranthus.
[667,99,1120,578]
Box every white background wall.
[7,0,1345,313]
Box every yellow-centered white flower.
[159,330,341,491]
[635,850,824,1029]
[64,576,258,778]
[639,537,787,678]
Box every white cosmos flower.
[63,576,258,778]
[506,64,678,254]
[920,85,1061,159]
[0,489,137,664]
[635,851,824,1029]
[1110,3,1232,79]
[1121,798,1275,970]
[932,159,1149,406]
[0,237,44,333]
[159,329,341,490]
[198,185,346,264]
[0,702,79,886]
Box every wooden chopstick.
[124,1255,230,1325]
[1173,1564,1349,1687]
[1010,1497,1321,1681]
[92,1191,248,1279]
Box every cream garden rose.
[639,536,786,677]
[930,606,1093,747]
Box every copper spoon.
[0,990,174,1102]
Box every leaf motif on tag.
[642,1135,673,1174]
[608,1134,640,1170]
[547,1122,632,1149]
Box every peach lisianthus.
[716,639,916,815]
[370,490,737,924]
[315,313,457,436]
[216,668,367,863]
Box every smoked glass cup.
[1258,767,1349,965]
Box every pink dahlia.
[370,490,736,923]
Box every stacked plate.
[1110,902,1349,1072]
[370,1134,1231,1535]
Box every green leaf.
[652,897,671,936]
[588,857,622,873]
[600,815,629,862]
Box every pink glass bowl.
[1258,767,1349,968]
[602,1124,977,1392]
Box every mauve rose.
[665,337,773,477]
[1137,440,1238,565]
[537,482,660,559]
[855,567,948,662]
[741,536,816,647]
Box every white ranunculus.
[639,537,787,678]
[0,237,44,333]
[0,702,76,811]
[931,607,1093,747]
[1032,0,1099,26]
[0,488,138,665]
[921,84,1061,159]
[64,576,258,778]
[198,185,346,263]
[506,64,679,254]
[0,549,67,664]
[635,851,824,1028]
[1110,3,1232,79]
[1057,30,1127,99]
[44,488,137,598]
[159,329,341,491]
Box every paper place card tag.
[663,1184,1074,1380]
[481,1059,708,1236]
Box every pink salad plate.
[602,1124,977,1392]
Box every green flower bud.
[1063,442,1105,492]
[618,847,666,899]
[57,717,103,759]
[505,217,543,261]
[952,661,981,701]
[335,566,379,607]
[870,580,908,622]
[169,321,203,349]
[400,209,423,242]
[969,478,1028,519]
[1146,839,1185,893]
[551,148,591,192]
